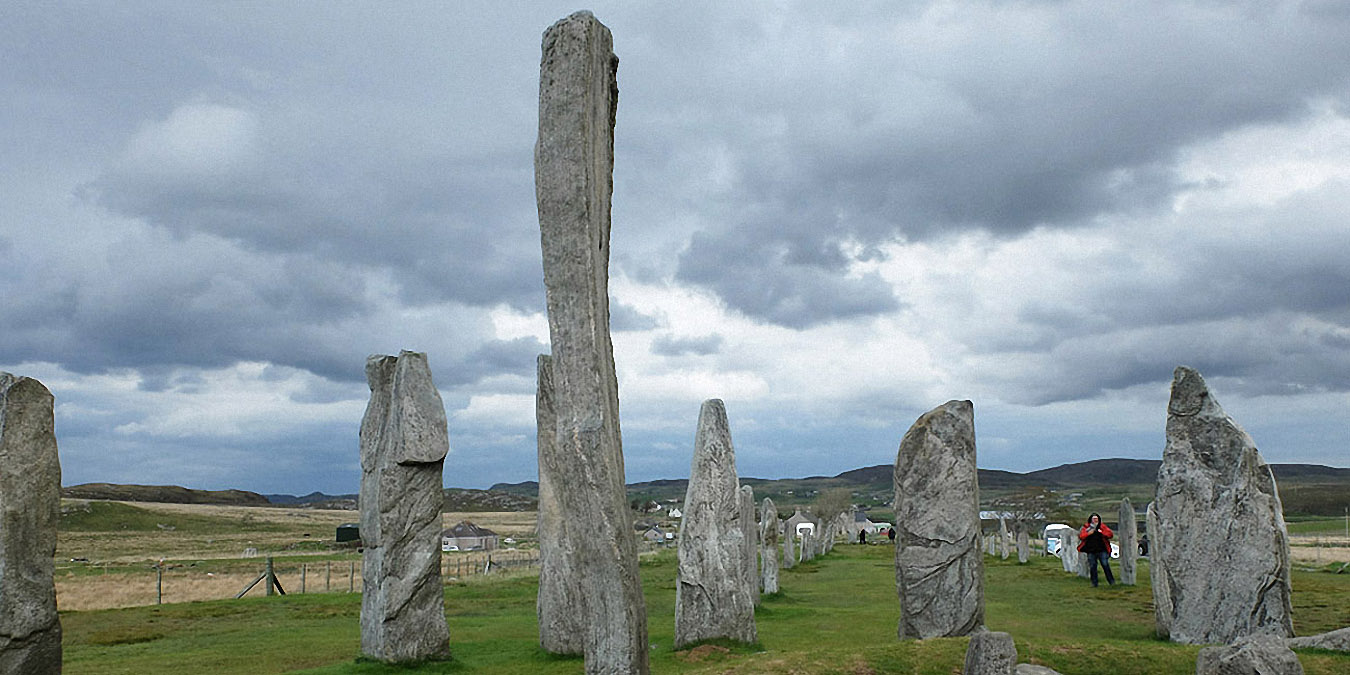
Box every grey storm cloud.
[650,333,723,357]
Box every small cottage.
[336,523,360,543]
[442,521,499,552]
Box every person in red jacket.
[1078,513,1115,587]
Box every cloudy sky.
[5,2,1350,494]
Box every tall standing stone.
[359,352,451,662]
[739,485,759,606]
[0,374,62,674]
[675,400,756,647]
[760,497,779,594]
[782,519,796,569]
[893,400,984,639]
[1016,524,1029,564]
[1152,367,1293,644]
[536,10,649,672]
[1117,497,1137,586]
[536,355,583,655]
[998,517,1010,560]
[1147,501,1172,637]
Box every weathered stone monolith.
[1016,524,1029,564]
[536,10,649,672]
[782,519,796,569]
[739,484,759,605]
[801,530,814,562]
[0,374,62,674]
[1152,366,1293,645]
[998,517,1011,560]
[1117,498,1137,586]
[1148,501,1172,637]
[893,400,984,639]
[963,631,1017,675]
[536,355,583,655]
[760,498,779,594]
[1047,526,1075,573]
[1196,635,1304,675]
[675,399,756,647]
[359,352,451,662]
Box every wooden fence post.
[156,559,163,605]
[348,562,354,592]
[301,564,306,594]
[266,557,275,596]
[326,561,331,592]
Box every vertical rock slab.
[1152,367,1293,644]
[1117,497,1137,586]
[801,531,814,562]
[1148,501,1172,638]
[536,355,583,655]
[893,400,984,639]
[536,10,649,672]
[359,352,451,662]
[675,399,756,647]
[760,498,779,594]
[0,374,62,674]
[963,631,1017,675]
[739,485,759,605]
[782,519,796,569]
[998,517,1010,560]
[1016,525,1029,564]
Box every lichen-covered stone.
[1287,626,1350,652]
[675,399,756,647]
[739,485,758,605]
[1196,634,1303,675]
[893,400,984,639]
[0,374,62,674]
[963,631,1016,675]
[535,355,583,655]
[359,352,451,662]
[760,498,779,594]
[1117,497,1138,586]
[1152,367,1293,644]
[536,10,649,673]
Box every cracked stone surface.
[0,373,62,674]
[535,355,583,655]
[963,631,1016,675]
[1196,634,1303,675]
[359,352,450,663]
[675,399,756,647]
[1152,366,1293,645]
[760,497,779,594]
[893,399,983,639]
[536,10,649,673]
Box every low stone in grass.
[963,631,1016,675]
[1195,634,1303,675]
[1287,626,1350,652]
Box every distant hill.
[62,483,270,506]
[264,488,538,512]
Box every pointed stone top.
[1168,366,1212,417]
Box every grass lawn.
[62,545,1350,674]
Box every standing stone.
[782,520,796,569]
[675,400,756,647]
[536,11,649,673]
[1196,635,1304,675]
[739,485,759,606]
[1152,367,1293,644]
[1066,531,1081,575]
[962,631,1017,675]
[536,355,583,655]
[1077,536,1091,579]
[1117,497,1138,586]
[1016,524,1029,564]
[359,352,451,662]
[800,530,813,562]
[760,498,779,594]
[1148,501,1172,638]
[893,400,984,639]
[998,517,1011,560]
[0,374,62,674]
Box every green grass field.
[62,546,1350,674]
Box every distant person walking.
[887,527,896,544]
[1078,513,1115,587]
[858,529,867,545]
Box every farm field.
[61,542,1350,674]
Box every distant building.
[639,526,666,544]
[668,507,683,519]
[442,521,499,552]
[336,523,360,543]
[785,507,817,538]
